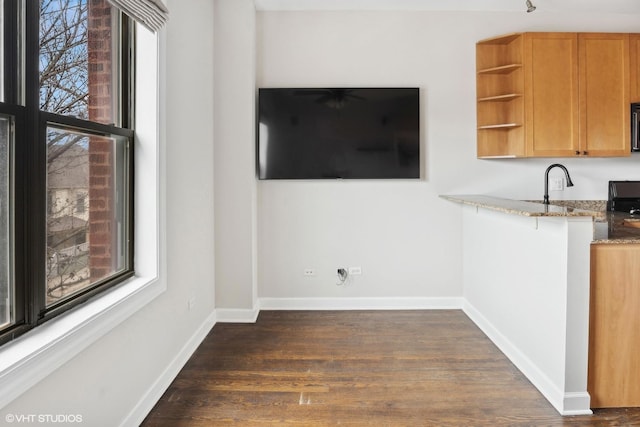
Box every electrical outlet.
[348,266,362,275]
[550,177,564,191]
[303,269,316,276]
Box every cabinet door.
[630,34,640,103]
[524,33,579,157]
[579,33,630,156]
[589,243,640,407]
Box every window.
[76,192,85,214]
[0,0,134,344]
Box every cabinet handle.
[583,151,588,155]
[575,150,580,155]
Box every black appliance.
[632,103,640,152]
[607,180,640,214]
[256,88,420,180]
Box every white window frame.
[0,25,165,410]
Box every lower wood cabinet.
[589,243,640,408]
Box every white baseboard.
[214,298,462,322]
[562,392,592,416]
[122,310,217,427]
[463,301,592,416]
[216,307,260,323]
[259,297,463,311]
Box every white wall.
[1,1,217,425]
[214,0,259,316]
[256,9,640,304]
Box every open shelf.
[478,123,521,130]
[477,33,521,45]
[476,32,525,157]
[478,155,518,159]
[478,94,522,102]
[477,64,523,75]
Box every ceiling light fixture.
[526,0,536,13]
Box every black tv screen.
[257,88,420,179]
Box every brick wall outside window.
[87,0,115,281]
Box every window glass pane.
[39,0,117,125]
[0,114,13,329]
[46,126,128,306]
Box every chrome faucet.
[544,163,574,204]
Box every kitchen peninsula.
[443,195,640,416]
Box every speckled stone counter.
[441,195,640,244]
[440,195,605,218]
[594,212,640,243]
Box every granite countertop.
[441,195,640,244]
[440,195,605,218]
[594,212,640,243]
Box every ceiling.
[254,0,640,13]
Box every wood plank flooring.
[142,310,640,426]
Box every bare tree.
[41,0,89,178]
[40,0,89,119]
[40,0,92,300]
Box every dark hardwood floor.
[142,310,640,426]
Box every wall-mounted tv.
[257,88,420,180]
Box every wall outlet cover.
[348,267,362,275]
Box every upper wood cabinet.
[579,33,630,157]
[524,33,579,157]
[477,32,631,158]
[631,34,640,103]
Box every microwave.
[633,103,640,152]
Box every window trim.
[0,25,163,409]
[0,0,138,344]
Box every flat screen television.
[257,88,420,180]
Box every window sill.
[0,273,164,409]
